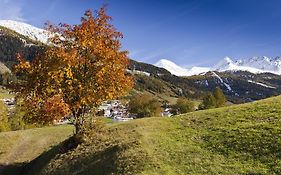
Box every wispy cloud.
[0,0,25,21]
[128,49,142,58]
[139,46,179,63]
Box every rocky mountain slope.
[131,59,281,103]
[0,20,49,44]
[0,25,44,68]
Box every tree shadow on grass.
[0,136,126,175]
[0,136,79,175]
[0,163,27,175]
[67,145,120,175]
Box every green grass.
[2,95,281,174]
[34,95,281,175]
[0,100,9,132]
[0,125,74,165]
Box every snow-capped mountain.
[155,59,210,76]
[214,56,281,74]
[0,20,49,43]
[155,59,190,76]
[155,56,281,76]
[213,57,266,74]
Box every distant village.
[53,99,173,124]
[46,100,139,125]
[1,97,172,125]
[97,100,172,122]
[97,100,134,122]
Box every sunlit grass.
[37,95,281,175]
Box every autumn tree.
[14,6,134,133]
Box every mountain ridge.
[1,20,281,77]
[1,20,281,103]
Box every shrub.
[199,92,216,110]
[128,94,162,118]
[199,87,227,110]
[172,97,195,114]
[213,87,226,107]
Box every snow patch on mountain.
[247,80,276,89]
[155,59,190,76]
[0,20,49,43]
[154,59,210,76]
[211,72,232,91]
[189,66,210,75]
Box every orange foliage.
[42,94,71,123]
[14,6,134,132]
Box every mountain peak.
[155,59,191,76]
[155,59,210,76]
[213,56,235,71]
[155,59,178,67]
[223,56,233,63]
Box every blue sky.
[1,0,281,67]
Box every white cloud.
[0,0,25,21]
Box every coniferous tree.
[213,87,226,107]
[172,97,195,114]
[199,92,216,110]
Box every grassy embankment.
[2,95,281,174]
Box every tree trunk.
[73,107,84,134]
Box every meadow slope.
[33,95,281,175]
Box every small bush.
[128,93,162,118]
[199,92,216,110]
[172,97,195,114]
[213,87,226,107]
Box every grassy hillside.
[28,95,281,175]
[0,125,73,165]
